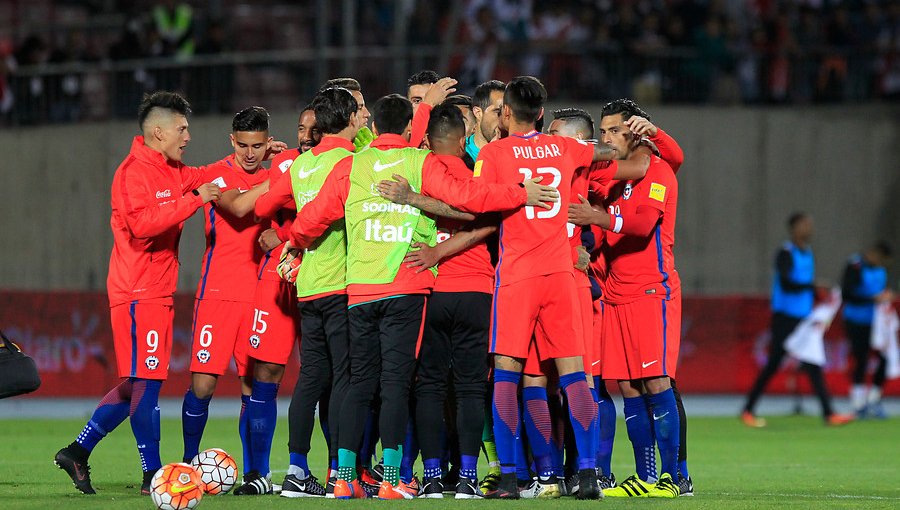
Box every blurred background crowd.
[1,0,899,126]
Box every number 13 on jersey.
[519,167,562,219]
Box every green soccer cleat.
[602,474,652,498]
[648,473,680,498]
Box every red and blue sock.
[129,378,163,474]
[559,372,598,470]
[491,368,521,476]
[76,379,133,453]
[522,386,554,480]
[239,395,252,474]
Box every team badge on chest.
[623,183,633,200]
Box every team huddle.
[53,71,690,500]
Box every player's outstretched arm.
[215,180,270,218]
[403,223,497,273]
[377,173,476,221]
[287,158,351,249]
[254,173,295,219]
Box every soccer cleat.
[602,474,653,498]
[419,477,444,498]
[479,471,500,493]
[333,479,367,499]
[140,470,154,495]
[371,461,385,482]
[520,478,561,499]
[564,472,580,496]
[826,413,854,426]
[232,471,273,495]
[598,472,617,490]
[868,402,888,420]
[325,476,337,498]
[576,468,601,500]
[648,473,680,498]
[741,410,767,428]
[455,478,484,499]
[280,473,326,498]
[677,475,693,496]
[377,480,415,500]
[54,445,96,495]
[484,473,520,499]
[405,475,421,495]
[359,467,380,487]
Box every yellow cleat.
[648,473,680,498]
[601,474,652,498]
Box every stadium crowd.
[2,0,900,125]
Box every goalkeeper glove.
[276,248,302,284]
[354,126,375,152]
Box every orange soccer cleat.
[741,411,767,428]
[333,479,367,499]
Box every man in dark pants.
[742,212,853,427]
[842,242,893,418]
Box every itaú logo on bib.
[155,189,172,199]
[364,219,414,243]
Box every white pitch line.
[710,492,900,501]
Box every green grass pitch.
[1,415,898,509]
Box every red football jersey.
[601,156,680,304]
[433,154,494,294]
[195,155,269,302]
[474,131,595,286]
[256,148,299,282]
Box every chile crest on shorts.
[196,349,211,364]
[145,356,160,370]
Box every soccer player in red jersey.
[406,70,458,148]
[382,104,500,498]
[568,99,682,498]
[473,77,651,500]
[284,93,558,500]
[177,107,280,495]
[55,92,222,495]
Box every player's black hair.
[300,103,314,114]
[407,70,440,87]
[372,94,413,135]
[473,80,505,111]
[601,98,651,122]
[787,211,809,230]
[443,94,473,109]
[319,77,361,92]
[552,107,595,139]
[503,76,547,124]
[232,106,269,132]
[138,91,191,129]
[873,240,893,259]
[427,103,466,142]
[311,87,358,135]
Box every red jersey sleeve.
[587,160,618,195]
[255,169,295,218]
[288,156,351,249]
[119,164,203,239]
[634,158,675,214]
[409,103,432,148]
[179,164,208,193]
[421,153,526,213]
[564,136,596,169]
[650,128,684,174]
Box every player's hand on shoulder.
[265,140,289,160]
[403,242,442,273]
[523,177,559,210]
[377,173,414,205]
[196,183,222,204]
[624,116,658,137]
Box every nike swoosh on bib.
[373,159,405,172]
[296,165,321,179]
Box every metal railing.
[3,43,896,126]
